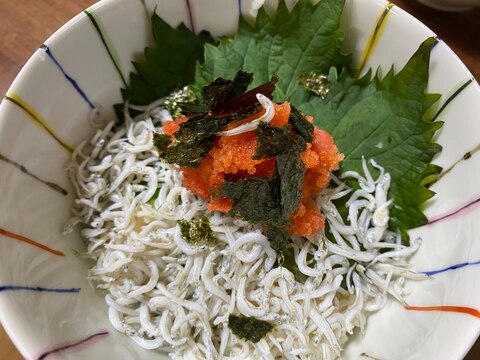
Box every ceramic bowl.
[0,0,479,359]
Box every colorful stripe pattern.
[428,196,480,225]
[0,227,65,256]
[35,331,109,360]
[356,2,394,78]
[405,305,480,319]
[421,260,480,276]
[0,153,67,195]
[184,0,196,33]
[431,139,480,187]
[353,2,480,325]
[0,286,80,294]
[84,10,128,88]
[4,94,74,154]
[1,8,119,357]
[41,45,95,109]
[432,79,474,122]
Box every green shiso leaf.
[298,38,442,242]
[195,0,350,102]
[193,1,441,242]
[121,12,214,107]
[228,314,273,343]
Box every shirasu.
[65,103,423,360]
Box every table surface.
[0,0,479,359]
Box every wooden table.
[0,0,478,359]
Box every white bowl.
[0,0,479,359]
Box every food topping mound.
[154,72,343,238]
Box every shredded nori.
[153,72,283,168]
[220,178,284,228]
[228,314,273,343]
[264,226,290,255]
[178,217,217,246]
[288,105,314,143]
[276,151,306,220]
[216,75,278,115]
[162,86,198,119]
[175,105,261,142]
[219,149,306,240]
[153,104,261,167]
[153,132,214,168]
[253,122,306,160]
[202,71,253,114]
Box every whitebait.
[66,103,421,359]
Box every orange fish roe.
[171,101,342,237]
[210,102,291,176]
[208,198,233,212]
[300,143,320,169]
[292,129,343,236]
[211,131,262,175]
[288,199,325,237]
[310,128,344,191]
[269,102,290,127]
[182,155,224,200]
[162,116,189,135]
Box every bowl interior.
[0,0,479,359]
